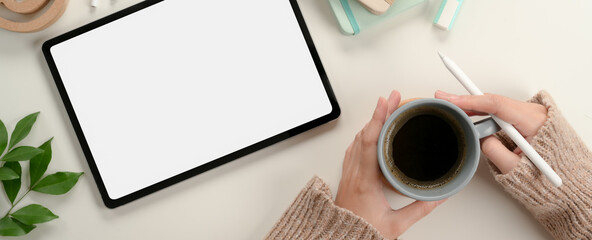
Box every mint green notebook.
[328,0,426,35]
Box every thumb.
[388,199,446,234]
[481,136,521,174]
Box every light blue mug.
[378,99,500,201]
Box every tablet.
[42,0,339,208]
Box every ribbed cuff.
[265,176,383,240]
[489,90,592,240]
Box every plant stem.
[4,188,31,218]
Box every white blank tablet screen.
[50,0,333,200]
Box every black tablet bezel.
[42,0,340,208]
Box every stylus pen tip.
[437,51,445,59]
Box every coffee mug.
[377,98,500,201]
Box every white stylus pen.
[437,51,562,187]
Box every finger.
[362,97,388,147]
[435,90,546,135]
[386,90,401,121]
[436,91,484,116]
[435,91,486,116]
[342,142,354,175]
[434,89,454,101]
[435,91,523,123]
[359,97,388,176]
[481,136,521,174]
[513,147,523,155]
[342,132,363,182]
[389,199,446,232]
[464,110,488,116]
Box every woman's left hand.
[335,90,446,239]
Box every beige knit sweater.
[265,91,592,239]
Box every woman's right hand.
[435,90,548,174]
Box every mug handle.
[474,117,501,139]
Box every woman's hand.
[435,90,548,174]
[335,90,446,239]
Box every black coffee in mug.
[379,99,500,200]
[385,106,466,189]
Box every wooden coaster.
[0,0,69,33]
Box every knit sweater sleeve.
[265,176,383,240]
[490,90,592,239]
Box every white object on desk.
[437,51,563,187]
[46,0,337,206]
[356,0,394,15]
[434,0,463,30]
[91,0,98,7]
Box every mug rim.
[377,98,480,201]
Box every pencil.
[438,51,562,187]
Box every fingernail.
[435,90,447,98]
[377,97,385,108]
[437,90,459,101]
[448,94,460,101]
[388,90,397,100]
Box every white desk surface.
[1,0,591,239]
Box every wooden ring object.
[0,0,69,33]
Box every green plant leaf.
[1,146,44,162]
[12,218,36,235]
[30,138,53,186]
[0,167,19,181]
[0,217,25,236]
[0,217,35,236]
[8,112,39,150]
[32,172,83,195]
[11,204,58,225]
[2,162,21,203]
[0,120,7,156]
